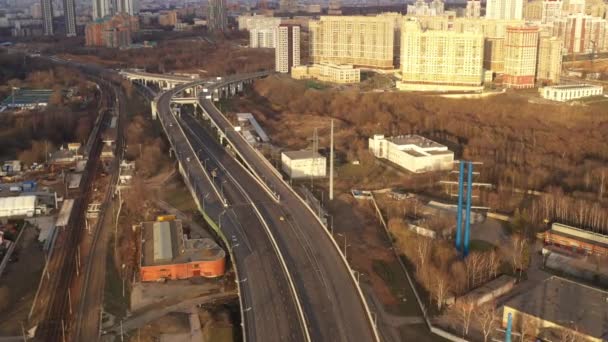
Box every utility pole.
[329,119,334,201]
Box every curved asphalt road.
[158,73,379,342]
[156,89,306,342]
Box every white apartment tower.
[93,0,111,19]
[541,0,563,23]
[208,0,227,32]
[466,0,482,17]
[309,16,395,69]
[563,0,585,14]
[64,0,77,36]
[536,34,563,83]
[486,0,524,19]
[116,0,138,15]
[399,20,484,90]
[275,24,300,73]
[41,0,53,35]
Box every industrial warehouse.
[503,276,608,342]
[139,217,226,282]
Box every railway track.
[34,83,117,342]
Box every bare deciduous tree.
[476,302,499,342]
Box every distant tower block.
[466,0,481,17]
[280,0,297,12]
[328,0,342,15]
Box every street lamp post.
[11,87,19,108]
[337,233,348,259]
[218,210,227,229]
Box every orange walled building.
[544,222,608,257]
[139,219,226,282]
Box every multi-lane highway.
[156,74,379,342]
[156,86,308,342]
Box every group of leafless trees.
[387,218,509,310]
[0,54,97,162]
[251,76,608,233]
[66,38,274,76]
[526,189,608,233]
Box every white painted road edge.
[206,75,381,342]
[179,120,312,342]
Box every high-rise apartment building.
[279,0,297,12]
[237,16,282,48]
[116,0,138,15]
[466,0,481,17]
[541,0,563,23]
[398,20,484,91]
[250,28,276,48]
[158,10,178,27]
[503,26,539,88]
[523,0,543,20]
[536,34,563,83]
[408,0,445,16]
[486,0,524,19]
[41,0,53,36]
[30,3,42,18]
[275,24,300,73]
[208,0,227,32]
[64,0,77,37]
[585,0,606,17]
[93,0,111,20]
[484,37,506,72]
[85,13,139,48]
[563,0,585,14]
[238,15,281,31]
[328,0,342,15]
[309,16,395,69]
[552,14,607,54]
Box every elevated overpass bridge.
[119,70,202,91]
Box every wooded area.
[246,76,608,232]
[62,37,274,76]
[0,52,98,161]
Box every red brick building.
[503,26,539,89]
[544,223,608,257]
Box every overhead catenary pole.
[329,119,334,201]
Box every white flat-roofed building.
[291,63,361,84]
[0,195,43,218]
[281,150,327,179]
[540,84,603,101]
[369,134,454,173]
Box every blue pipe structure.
[455,161,465,251]
[464,162,473,257]
[505,312,512,342]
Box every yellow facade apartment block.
[537,34,563,84]
[398,20,484,90]
[309,16,395,69]
[291,63,361,83]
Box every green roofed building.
[1,89,54,110]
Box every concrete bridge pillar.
[237,82,244,92]
[150,100,158,120]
